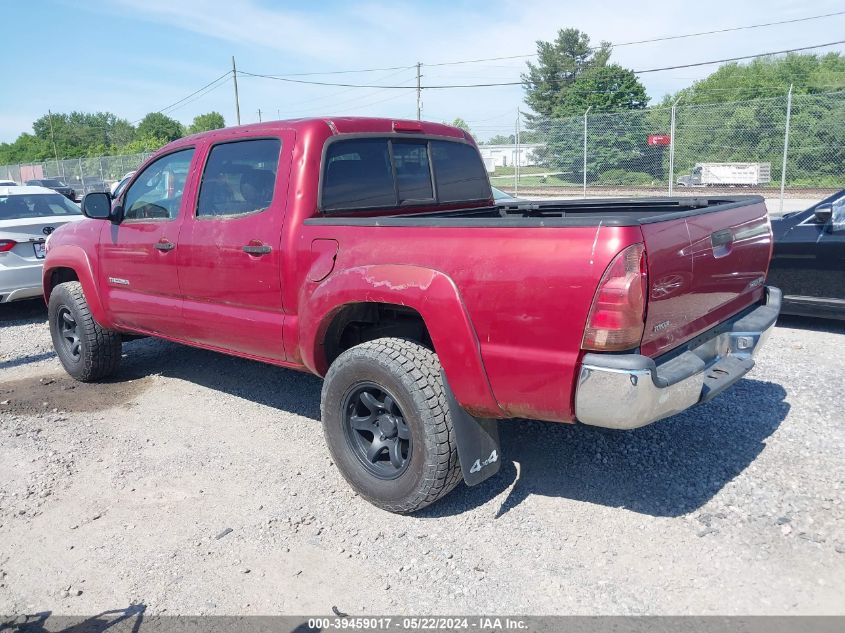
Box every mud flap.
[441,371,501,486]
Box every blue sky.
[1,0,844,143]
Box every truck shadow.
[116,339,788,519]
[776,314,845,334]
[2,303,790,520]
[110,338,789,518]
[118,337,324,421]
[430,378,789,518]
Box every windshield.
[42,179,67,187]
[0,193,82,220]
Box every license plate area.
[33,241,46,259]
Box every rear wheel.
[48,281,122,382]
[321,338,462,513]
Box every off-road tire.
[48,281,122,382]
[321,338,462,513]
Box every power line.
[427,9,845,66]
[635,40,845,74]
[239,70,410,88]
[248,9,845,77]
[133,71,232,123]
[241,40,845,90]
[160,77,233,116]
[255,64,416,78]
[253,67,413,114]
[613,10,845,48]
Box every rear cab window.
[320,136,490,213]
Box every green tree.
[522,28,611,117]
[187,111,225,135]
[0,133,52,164]
[554,64,649,117]
[667,52,845,105]
[663,53,845,186]
[524,31,650,183]
[136,112,184,143]
[1,111,137,163]
[484,133,515,145]
[30,112,136,159]
[117,137,171,154]
[450,117,471,133]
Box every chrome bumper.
[574,286,781,430]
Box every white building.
[478,143,543,172]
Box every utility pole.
[514,109,521,196]
[583,105,592,198]
[416,62,422,120]
[668,95,683,196]
[779,84,793,214]
[257,109,262,123]
[232,56,241,125]
[47,109,59,173]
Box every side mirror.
[81,192,112,220]
[814,203,833,225]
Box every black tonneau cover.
[305,196,764,228]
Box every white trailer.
[677,162,772,187]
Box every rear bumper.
[574,286,781,430]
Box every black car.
[768,189,845,319]
[25,178,76,200]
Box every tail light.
[582,243,648,352]
[393,120,423,133]
[0,239,17,253]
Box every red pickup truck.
[42,118,780,513]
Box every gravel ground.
[0,299,843,616]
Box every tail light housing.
[0,239,17,253]
[582,243,648,352]
[393,120,423,133]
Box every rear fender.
[42,244,111,328]
[300,264,502,417]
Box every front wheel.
[48,281,122,382]
[321,338,462,513]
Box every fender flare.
[42,244,112,328]
[299,264,502,417]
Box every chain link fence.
[3,91,844,206]
[0,153,152,199]
[485,90,845,206]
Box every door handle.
[154,240,175,252]
[242,244,272,255]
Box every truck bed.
[306,193,773,364]
[305,196,764,227]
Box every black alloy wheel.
[343,382,412,479]
[56,306,82,361]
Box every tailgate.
[639,199,772,357]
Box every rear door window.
[197,138,281,218]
